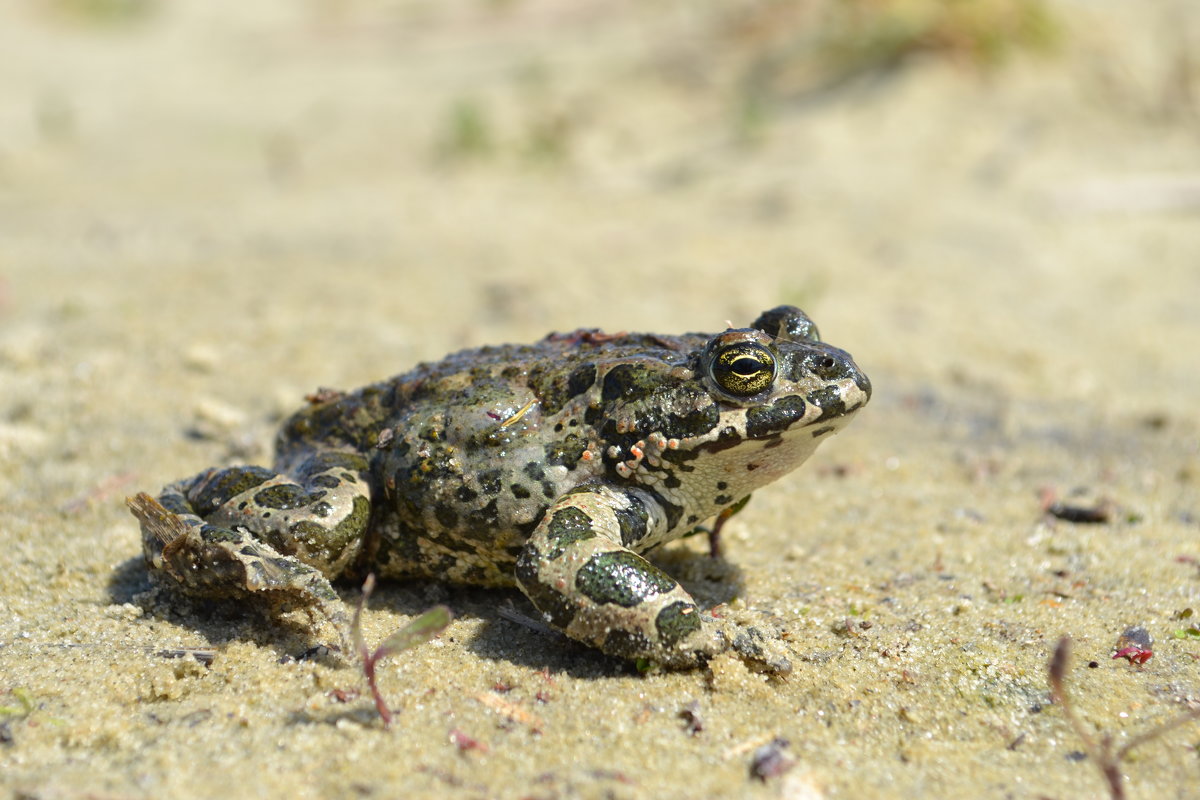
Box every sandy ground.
[2,1,1199,798]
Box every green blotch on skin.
[804,385,846,419]
[479,469,502,496]
[744,394,807,439]
[254,484,327,511]
[159,492,196,518]
[528,362,597,415]
[601,363,664,403]
[752,306,820,343]
[656,601,702,647]
[302,451,369,475]
[599,392,719,452]
[337,494,372,538]
[576,550,675,608]
[567,363,598,397]
[191,466,275,515]
[199,525,241,544]
[288,495,370,565]
[615,495,649,547]
[434,503,459,529]
[311,474,341,489]
[515,547,578,629]
[603,627,652,659]
[545,434,587,469]
[545,506,596,559]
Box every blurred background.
[4,1,1196,400]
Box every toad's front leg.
[516,485,789,671]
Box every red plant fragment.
[449,728,489,753]
[1112,646,1153,665]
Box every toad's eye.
[710,343,776,397]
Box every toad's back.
[277,329,714,585]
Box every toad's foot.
[129,450,372,645]
[127,492,349,649]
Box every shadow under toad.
[107,546,746,676]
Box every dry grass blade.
[1117,705,1200,761]
[351,573,376,660]
[1048,635,1200,800]
[1048,637,1096,753]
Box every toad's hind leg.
[515,485,726,668]
[130,450,373,632]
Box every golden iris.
[710,343,776,397]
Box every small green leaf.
[12,688,34,712]
[375,606,453,660]
[725,494,753,518]
[0,688,37,717]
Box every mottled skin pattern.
[130,306,870,669]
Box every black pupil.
[730,357,761,376]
